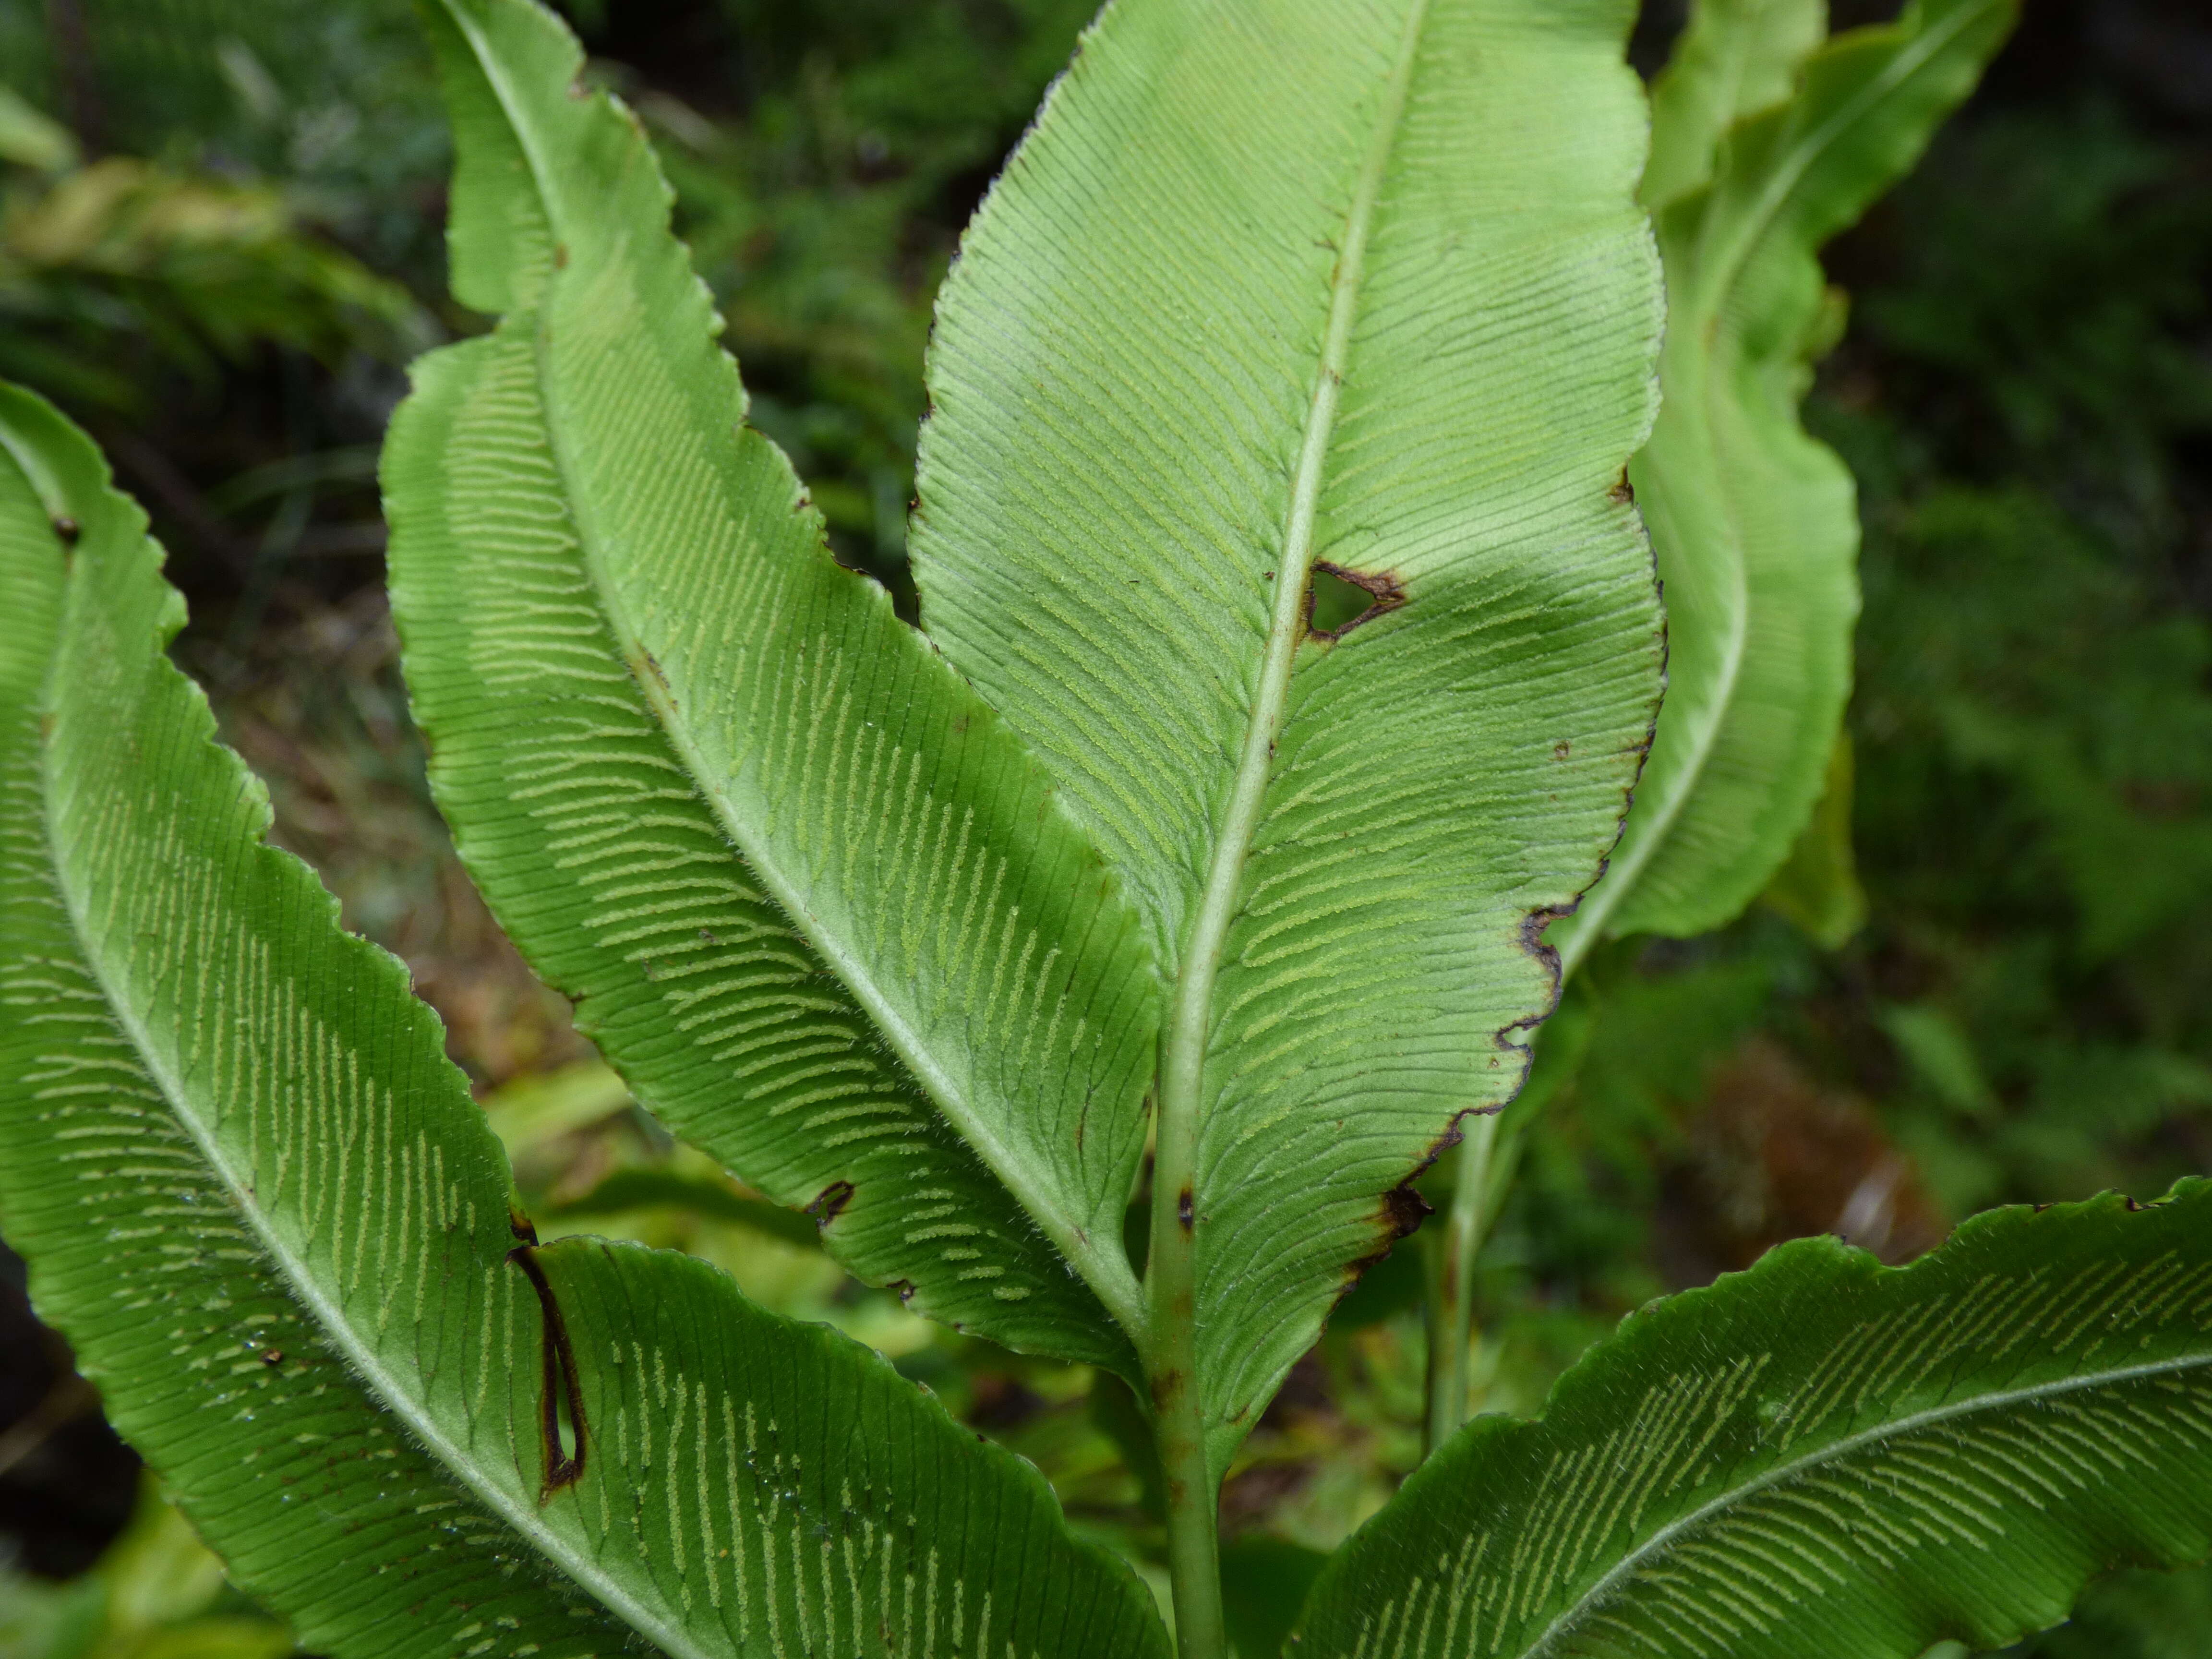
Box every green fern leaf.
[388,0,1161,1358]
[909,0,1666,1471]
[1296,1182,2212,1658]
[1759,731,1867,947]
[386,318,1139,1371]
[1554,0,2016,963]
[0,382,1171,1659]
[0,387,639,1659]
[1642,0,1827,211]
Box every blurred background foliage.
[0,0,2209,1653]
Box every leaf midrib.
[1146,0,1432,1373]
[1707,0,1793,177]
[1559,1,1989,968]
[444,5,1145,1335]
[1515,1346,2212,1658]
[36,688,708,1659]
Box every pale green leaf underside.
[0,383,1170,1659]
[912,0,1665,1459]
[1642,0,1827,210]
[409,0,1162,1336]
[1298,1181,2212,1658]
[387,317,1135,1374]
[1554,0,2015,964]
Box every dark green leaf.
[1298,1183,2212,1658]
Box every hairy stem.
[1424,1112,1498,1454]
[1142,2,1431,1647]
[1154,1359,1225,1659]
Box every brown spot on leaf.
[1303,561,1407,642]
[1177,1188,1194,1232]
[259,1349,284,1367]
[1378,1176,1432,1242]
[631,649,671,701]
[1332,1109,1491,1310]
[508,1244,586,1496]
[808,1179,856,1227]
[51,517,79,543]
[1510,906,1571,1019]
[553,243,568,270]
[1609,469,1635,505]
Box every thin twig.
[0,1370,97,1481]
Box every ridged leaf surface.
[391,0,1161,1352]
[387,319,1135,1371]
[1297,1182,2212,1658]
[1553,0,2015,962]
[0,383,1171,1659]
[0,392,639,1659]
[911,0,1665,1464]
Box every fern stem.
[1423,1112,1499,1455]
[1152,1354,1226,1659]
[1150,989,1223,1654]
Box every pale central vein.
[1147,0,1432,1361]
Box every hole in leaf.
[1303,561,1406,641]
[1307,566,1372,635]
[808,1179,856,1228]
[553,1367,582,1468]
